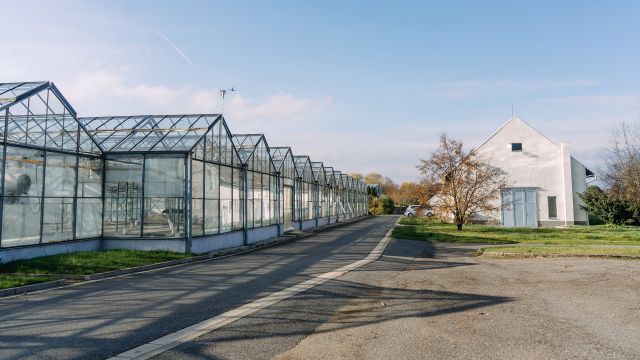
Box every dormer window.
[511,143,522,152]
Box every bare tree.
[603,121,640,206]
[418,134,508,230]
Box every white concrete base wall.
[0,239,101,263]
[190,231,244,254]
[301,219,316,230]
[246,225,279,245]
[317,217,329,227]
[0,217,367,261]
[102,239,186,253]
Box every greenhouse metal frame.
[0,82,369,261]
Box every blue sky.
[2,1,639,182]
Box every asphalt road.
[0,216,399,360]
[152,241,640,360]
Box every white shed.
[474,116,594,227]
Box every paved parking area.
[272,241,640,360]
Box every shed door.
[502,189,538,228]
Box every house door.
[283,185,294,231]
[501,189,538,227]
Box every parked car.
[404,205,434,217]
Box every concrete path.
[0,216,399,360]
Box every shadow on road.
[156,239,510,360]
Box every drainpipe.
[560,143,575,226]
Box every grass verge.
[0,249,194,276]
[393,217,640,258]
[0,274,58,290]
[394,217,640,245]
[481,245,640,258]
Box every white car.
[404,205,434,217]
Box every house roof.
[474,116,557,151]
[475,116,595,178]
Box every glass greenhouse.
[0,82,369,261]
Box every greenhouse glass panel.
[42,197,74,243]
[103,155,143,238]
[143,156,185,238]
[245,171,254,228]
[204,162,220,235]
[44,152,76,197]
[1,146,45,247]
[191,160,204,237]
[77,157,103,198]
[232,168,243,230]
[262,174,271,225]
[42,152,77,243]
[270,175,279,225]
[79,114,220,153]
[204,199,219,235]
[76,197,102,239]
[219,165,233,232]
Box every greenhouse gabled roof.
[334,170,344,188]
[231,134,264,163]
[293,155,315,182]
[270,146,296,179]
[191,116,241,166]
[79,114,221,153]
[269,146,292,171]
[324,166,336,185]
[232,134,276,173]
[0,82,69,112]
[342,174,352,189]
[311,162,326,185]
[0,81,100,154]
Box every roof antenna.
[219,87,235,115]
[511,104,514,117]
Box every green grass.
[393,217,640,246]
[0,274,57,290]
[0,249,194,276]
[481,245,640,258]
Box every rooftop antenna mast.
[219,87,235,115]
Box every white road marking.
[108,218,400,360]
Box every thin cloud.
[428,78,599,99]
[156,31,198,69]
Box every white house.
[474,116,594,227]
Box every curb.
[0,279,71,298]
[1,216,371,298]
[480,251,640,259]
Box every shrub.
[579,186,640,225]
[369,195,395,215]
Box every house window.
[511,143,523,152]
[548,196,557,219]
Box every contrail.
[156,31,198,69]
